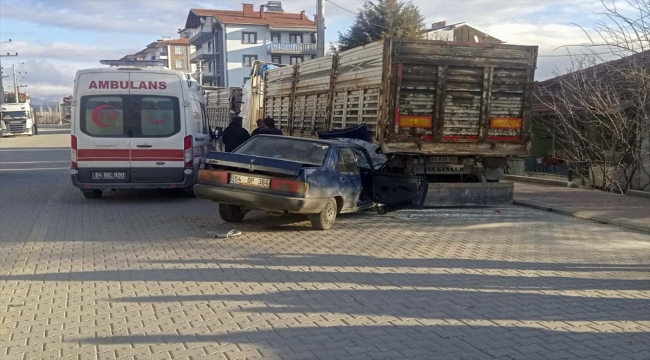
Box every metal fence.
[524,156,570,176]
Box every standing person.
[222,116,250,152]
[263,117,283,135]
[251,119,266,137]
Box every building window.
[271,55,281,64]
[290,55,303,65]
[174,46,184,55]
[242,32,257,44]
[175,60,185,69]
[243,77,251,85]
[311,33,317,44]
[289,34,303,44]
[150,55,157,61]
[207,40,212,52]
[271,33,281,43]
[243,55,258,67]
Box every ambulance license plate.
[230,174,270,188]
[92,171,126,180]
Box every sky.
[0,0,627,99]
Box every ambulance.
[70,66,211,199]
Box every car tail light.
[199,169,229,183]
[71,135,77,168]
[271,178,309,194]
[184,135,193,167]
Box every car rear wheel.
[219,203,246,223]
[81,189,102,199]
[310,198,337,230]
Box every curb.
[626,190,650,199]
[513,199,650,234]
[504,175,578,188]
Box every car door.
[337,147,363,211]
[128,72,186,183]
[372,153,428,208]
[352,148,374,207]
[75,72,131,184]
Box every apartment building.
[182,2,317,87]
[133,37,195,72]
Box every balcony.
[159,51,168,60]
[267,43,317,55]
[190,46,216,63]
[189,18,215,44]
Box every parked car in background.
[194,135,426,230]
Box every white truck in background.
[1,98,37,136]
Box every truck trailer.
[255,38,538,206]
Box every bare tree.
[534,0,650,192]
[536,54,650,192]
[575,0,650,56]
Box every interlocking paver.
[1,131,649,360]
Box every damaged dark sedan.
[194,135,426,230]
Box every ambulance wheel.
[82,189,103,199]
[219,203,245,223]
[181,186,196,198]
[309,197,337,230]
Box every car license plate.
[429,156,458,163]
[230,174,270,188]
[92,171,126,180]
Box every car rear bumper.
[71,170,196,190]
[194,184,328,214]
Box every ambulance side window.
[200,103,209,135]
[191,100,204,134]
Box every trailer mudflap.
[424,182,513,207]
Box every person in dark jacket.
[251,119,266,137]
[222,116,250,152]
[263,117,283,135]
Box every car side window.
[338,148,359,174]
[353,149,372,170]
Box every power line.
[538,51,626,57]
[324,0,393,32]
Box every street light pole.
[0,38,18,106]
[316,0,325,58]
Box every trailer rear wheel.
[81,190,102,199]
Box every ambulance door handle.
[195,137,206,142]
[136,144,152,148]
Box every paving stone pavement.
[1,131,650,360]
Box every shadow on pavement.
[74,325,649,359]
[147,253,650,272]
[112,287,650,322]
[1,263,647,291]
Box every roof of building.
[188,8,315,28]
[532,50,650,115]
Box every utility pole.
[316,0,325,58]
[0,38,18,106]
[13,64,19,102]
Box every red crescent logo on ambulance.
[91,104,119,128]
[146,112,169,125]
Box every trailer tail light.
[490,118,522,129]
[271,178,309,194]
[71,135,78,168]
[184,135,193,167]
[199,169,229,183]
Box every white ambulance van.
[70,67,211,199]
